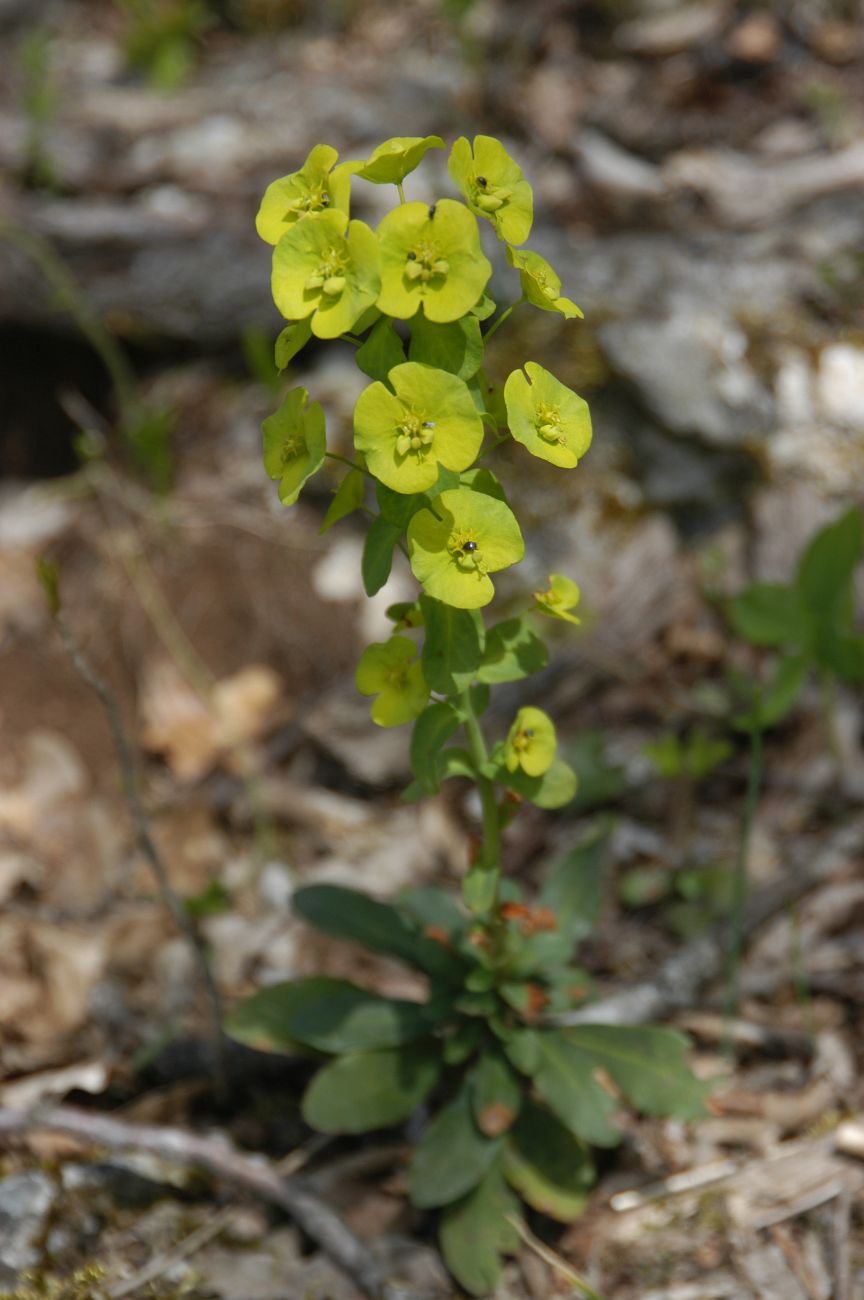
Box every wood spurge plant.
[228,134,710,1295]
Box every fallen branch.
[551,817,864,1027]
[0,1105,396,1300]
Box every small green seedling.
[228,135,710,1295]
[117,0,214,90]
[728,506,864,734]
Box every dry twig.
[0,1105,396,1299]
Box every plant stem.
[483,295,526,343]
[396,182,406,205]
[724,718,763,1031]
[460,688,501,878]
[819,669,844,775]
[325,451,373,477]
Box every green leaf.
[504,1102,594,1222]
[463,865,498,914]
[533,1031,621,1147]
[470,1052,522,1136]
[320,465,365,533]
[293,884,463,981]
[820,630,864,683]
[356,317,406,384]
[539,817,613,944]
[442,1019,484,1065]
[225,980,320,1054]
[302,1043,440,1133]
[565,1024,710,1119]
[569,731,627,811]
[797,506,862,626]
[397,884,466,938]
[420,595,486,694]
[410,1087,502,1208]
[410,701,461,794]
[375,481,423,527]
[504,1029,542,1077]
[476,618,548,684]
[439,1158,520,1297]
[235,976,432,1053]
[497,757,578,809]
[362,515,402,596]
[274,317,313,369]
[408,314,484,380]
[727,583,809,649]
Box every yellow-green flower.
[505,707,556,777]
[355,636,429,726]
[504,362,592,468]
[407,487,524,609]
[356,135,444,185]
[354,362,483,494]
[376,200,491,323]
[506,246,583,319]
[261,387,325,506]
[534,574,581,625]
[448,135,533,245]
[256,144,355,245]
[272,210,380,340]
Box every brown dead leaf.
[0,730,88,840]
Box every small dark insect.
[428,203,437,218]
[320,194,330,205]
[463,541,478,553]
[407,251,417,260]
[476,176,487,187]
[523,728,535,739]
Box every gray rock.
[0,1171,55,1270]
[599,310,775,446]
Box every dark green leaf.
[410,701,460,794]
[470,1052,522,1136]
[477,618,548,684]
[442,1020,484,1066]
[459,466,507,501]
[274,318,312,369]
[225,979,321,1054]
[355,317,406,384]
[565,1024,711,1119]
[463,865,498,914]
[539,816,613,944]
[420,596,486,694]
[504,1029,542,1077]
[397,884,466,938]
[439,1158,520,1297]
[320,466,365,534]
[293,884,463,981]
[533,1031,621,1147]
[569,730,628,811]
[734,652,808,730]
[797,506,862,626]
[362,515,402,596]
[727,583,809,649]
[410,1087,501,1208]
[302,1043,440,1133]
[820,630,864,683]
[376,481,422,527]
[504,1102,594,1222]
[243,976,432,1053]
[408,314,484,380]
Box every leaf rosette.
[505,706,557,777]
[376,200,492,323]
[356,135,444,185]
[356,635,429,726]
[448,135,533,246]
[407,487,525,610]
[354,362,484,494]
[261,386,325,506]
[534,574,581,624]
[506,246,583,320]
[256,143,355,245]
[504,362,592,468]
[272,210,380,340]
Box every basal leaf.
[476,618,548,684]
[293,884,463,981]
[439,1157,520,1297]
[533,1031,621,1147]
[302,1042,440,1133]
[504,1102,594,1222]
[565,1024,710,1120]
[470,1052,522,1136]
[420,595,486,694]
[225,979,320,1054]
[250,976,431,1053]
[410,1086,502,1208]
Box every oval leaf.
[410,1088,501,1208]
[302,1043,440,1133]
